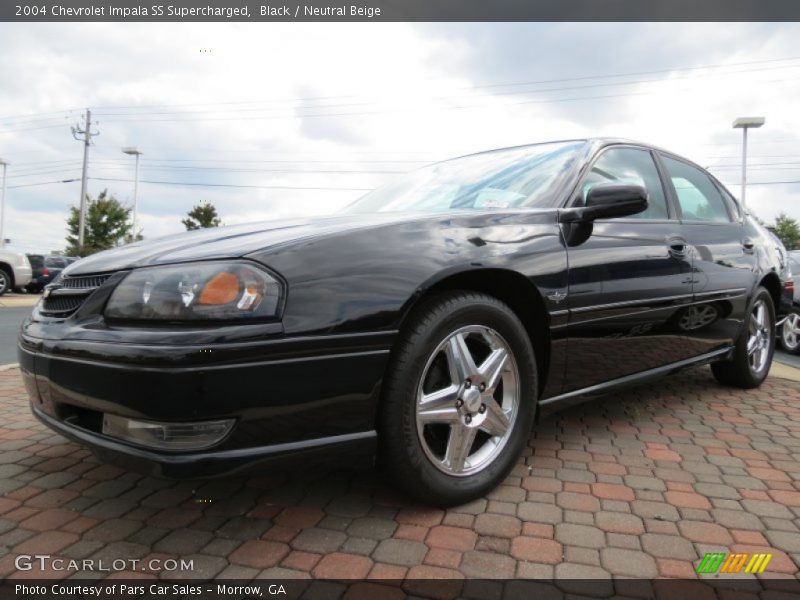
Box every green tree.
[774,213,800,250]
[66,189,132,256]
[182,201,221,230]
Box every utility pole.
[72,109,99,250]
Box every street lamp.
[732,117,765,207]
[0,159,8,248]
[122,146,143,240]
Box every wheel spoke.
[445,333,478,384]
[480,400,511,437]
[418,386,460,424]
[755,303,765,328]
[444,424,477,472]
[479,347,508,392]
[746,335,759,356]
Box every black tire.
[0,267,11,296]
[779,309,800,354]
[379,291,537,506]
[711,286,775,388]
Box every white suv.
[0,249,32,296]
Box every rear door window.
[660,155,732,223]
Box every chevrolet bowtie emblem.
[547,290,567,303]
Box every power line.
[89,55,800,115]
[8,167,82,179]
[721,180,800,186]
[7,178,80,189]
[92,165,405,175]
[0,123,72,135]
[93,73,800,125]
[93,61,800,119]
[88,177,372,191]
[708,161,800,168]
[139,158,429,164]
[0,107,78,123]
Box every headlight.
[105,261,283,321]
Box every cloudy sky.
[1,22,799,253]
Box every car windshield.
[45,257,67,268]
[344,141,586,214]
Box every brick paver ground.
[0,365,798,583]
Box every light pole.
[0,159,8,248]
[122,147,142,240]
[732,117,765,207]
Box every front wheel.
[711,286,775,388]
[779,310,800,354]
[379,291,537,506]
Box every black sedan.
[18,139,792,504]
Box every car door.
[657,153,756,356]
[561,145,696,394]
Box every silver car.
[0,249,32,296]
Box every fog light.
[102,414,234,451]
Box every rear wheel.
[711,287,775,388]
[0,268,11,296]
[380,291,537,506]
[779,310,800,354]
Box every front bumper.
[19,328,394,478]
[30,405,376,478]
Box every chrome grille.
[40,273,114,318]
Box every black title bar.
[3,0,800,22]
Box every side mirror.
[559,184,648,223]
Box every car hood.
[63,212,462,275]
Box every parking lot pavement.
[0,366,798,584]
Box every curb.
[0,363,19,372]
[0,298,39,308]
[769,361,800,383]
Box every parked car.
[25,255,69,293]
[0,248,32,296]
[18,139,792,504]
[778,250,800,353]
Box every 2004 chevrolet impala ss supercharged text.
[18,139,792,504]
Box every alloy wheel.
[781,312,800,352]
[747,299,772,374]
[0,271,7,295]
[415,325,520,477]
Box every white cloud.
[1,22,800,254]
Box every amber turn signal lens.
[198,272,240,305]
